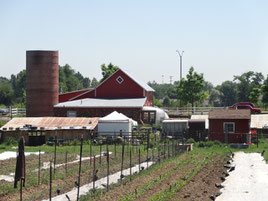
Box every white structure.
[162,119,188,138]
[142,106,169,125]
[98,111,137,136]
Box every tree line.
[149,67,268,108]
[1,63,268,109]
[0,64,100,108]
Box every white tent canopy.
[99,111,137,126]
[98,111,137,136]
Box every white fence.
[162,107,226,115]
[11,108,26,116]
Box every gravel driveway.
[216,151,268,201]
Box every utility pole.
[176,50,184,81]
[169,76,173,84]
[162,75,164,84]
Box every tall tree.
[176,67,205,107]
[262,75,268,107]
[218,81,238,106]
[0,82,13,106]
[209,88,221,107]
[100,63,119,83]
[234,71,264,102]
[249,88,261,104]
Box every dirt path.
[216,152,268,201]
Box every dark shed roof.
[208,109,251,120]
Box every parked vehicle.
[229,102,256,109]
[229,103,261,114]
[0,108,9,115]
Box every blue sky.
[1,0,268,85]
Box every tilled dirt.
[98,153,190,201]
[0,151,229,201]
[95,153,228,201]
[169,154,228,201]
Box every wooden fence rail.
[162,107,226,115]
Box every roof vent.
[116,76,124,84]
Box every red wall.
[95,70,144,98]
[209,119,250,143]
[59,89,90,103]
[54,107,142,122]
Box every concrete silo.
[26,50,59,117]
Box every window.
[223,122,235,133]
[67,110,77,117]
[142,111,156,124]
[116,76,124,84]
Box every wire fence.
[4,130,190,201]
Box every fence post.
[93,155,96,192]
[65,151,68,175]
[99,143,102,164]
[114,141,116,158]
[54,135,57,177]
[120,137,125,180]
[90,140,92,167]
[49,161,52,201]
[147,129,150,168]
[130,149,132,181]
[38,149,41,185]
[139,146,141,172]
[77,137,83,201]
[168,139,170,158]
[106,143,109,191]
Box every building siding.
[54,107,142,122]
[209,119,250,143]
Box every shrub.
[198,141,205,147]
[213,140,222,146]
[186,138,195,144]
[204,141,213,147]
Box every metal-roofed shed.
[0,117,99,145]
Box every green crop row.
[149,153,213,201]
[119,156,194,201]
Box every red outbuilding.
[209,109,251,143]
[54,68,159,123]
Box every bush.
[4,136,18,146]
[213,140,222,146]
[198,141,205,147]
[204,141,214,147]
[186,138,195,144]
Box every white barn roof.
[55,98,147,108]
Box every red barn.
[54,68,156,123]
[209,109,251,143]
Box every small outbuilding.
[162,119,188,139]
[0,117,99,145]
[209,109,251,143]
[97,111,137,137]
[188,119,207,141]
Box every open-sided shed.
[162,119,188,139]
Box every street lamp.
[176,50,184,81]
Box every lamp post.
[176,50,184,81]
[176,50,184,108]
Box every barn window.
[116,76,124,84]
[223,122,235,133]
